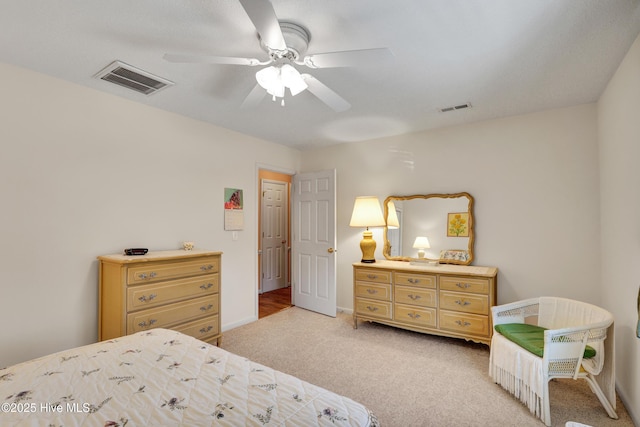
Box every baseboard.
[616,384,639,426]
[222,315,258,332]
[337,306,353,315]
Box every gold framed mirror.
[382,193,475,265]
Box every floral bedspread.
[0,329,379,426]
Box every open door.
[291,170,337,317]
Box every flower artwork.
[447,212,469,237]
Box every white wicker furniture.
[489,297,617,426]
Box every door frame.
[260,178,290,293]
[256,164,295,318]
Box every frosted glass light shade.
[281,64,308,96]
[256,66,278,89]
[349,197,386,228]
[256,64,307,98]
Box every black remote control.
[124,248,148,256]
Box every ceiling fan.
[163,0,392,112]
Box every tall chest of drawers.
[353,260,497,345]
[98,249,222,345]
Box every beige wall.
[598,32,640,423]
[301,104,601,312]
[0,63,301,367]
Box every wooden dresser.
[98,249,222,345]
[353,260,498,345]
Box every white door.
[291,170,337,317]
[261,180,288,293]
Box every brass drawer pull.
[366,306,379,312]
[199,326,213,334]
[455,299,471,306]
[455,283,471,289]
[200,283,214,290]
[138,293,157,303]
[366,289,378,294]
[408,294,421,301]
[408,278,421,284]
[366,274,377,280]
[200,304,214,312]
[407,312,421,320]
[138,319,157,328]
[200,264,214,271]
[455,320,471,327]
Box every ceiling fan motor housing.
[260,21,310,61]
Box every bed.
[0,328,378,426]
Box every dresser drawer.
[355,282,392,301]
[127,256,220,285]
[439,290,488,315]
[440,276,489,294]
[354,268,392,284]
[439,310,489,336]
[127,294,219,334]
[394,272,436,288]
[355,298,392,320]
[174,315,219,341]
[127,273,219,310]
[394,286,436,307]
[394,304,436,327]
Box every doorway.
[258,170,292,318]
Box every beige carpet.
[221,307,635,427]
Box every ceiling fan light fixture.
[256,64,307,101]
[256,66,279,90]
[281,64,308,96]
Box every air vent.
[94,61,174,95]
[439,103,472,113]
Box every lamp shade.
[412,236,431,249]
[349,196,386,228]
[386,201,400,229]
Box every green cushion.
[495,323,596,359]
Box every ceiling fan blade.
[302,48,393,69]
[301,74,351,112]
[240,84,267,109]
[163,53,264,66]
[238,0,287,52]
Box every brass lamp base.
[360,230,377,263]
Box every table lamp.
[412,236,431,259]
[350,196,386,263]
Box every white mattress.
[0,328,378,426]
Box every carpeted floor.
[221,307,635,427]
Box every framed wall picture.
[447,212,469,237]
[224,188,244,230]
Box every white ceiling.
[2,1,640,150]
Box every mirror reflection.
[383,193,474,265]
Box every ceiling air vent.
[94,61,174,95]
[439,103,472,113]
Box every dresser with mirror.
[353,192,498,346]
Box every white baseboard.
[337,306,353,315]
[222,315,258,332]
